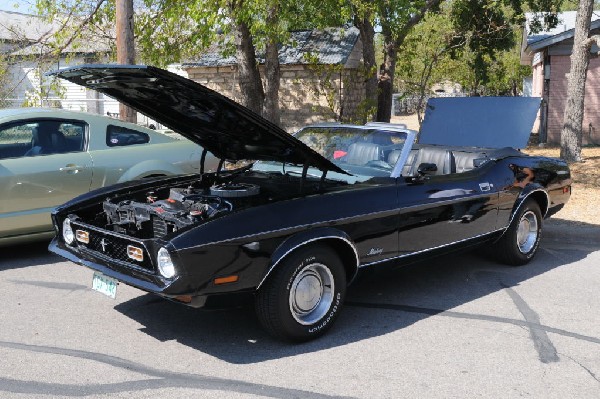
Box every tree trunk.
[262,6,280,125]
[376,33,397,122]
[234,20,265,115]
[116,0,136,123]
[560,0,594,162]
[355,14,377,122]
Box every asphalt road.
[1,221,599,398]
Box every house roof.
[0,10,56,42]
[0,10,111,57]
[522,11,600,64]
[183,27,360,67]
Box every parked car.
[49,65,571,342]
[0,108,217,246]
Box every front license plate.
[92,272,117,299]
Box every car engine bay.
[86,170,343,240]
[103,181,263,239]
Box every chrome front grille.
[73,222,154,272]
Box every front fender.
[116,160,185,183]
[258,227,359,289]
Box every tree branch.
[52,0,108,55]
[582,34,600,52]
[395,0,445,45]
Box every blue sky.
[0,0,34,13]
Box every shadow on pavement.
[0,241,60,271]
[113,223,600,364]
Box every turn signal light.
[127,245,144,262]
[75,230,89,244]
[214,275,239,285]
[174,295,192,303]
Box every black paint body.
[49,153,571,308]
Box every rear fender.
[512,185,549,218]
[497,185,549,241]
[258,227,359,289]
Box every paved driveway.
[1,220,599,398]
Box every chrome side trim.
[256,235,359,290]
[359,228,505,268]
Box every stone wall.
[185,64,366,132]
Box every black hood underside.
[52,64,347,175]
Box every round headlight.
[157,247,175,278]
[62,218,74,245]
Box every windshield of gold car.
[252,126,409,183]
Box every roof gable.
[525,11,600,46]
[522,11,600,64]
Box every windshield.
[252,126,410,183]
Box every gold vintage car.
[0,108,216,246]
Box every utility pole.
[116,0,136,123]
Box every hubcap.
[289,263,334,325]
[516,210,538,254]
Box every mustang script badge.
[367,248,383,256]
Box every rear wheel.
[492,199,542,265]
[255,244,346,342]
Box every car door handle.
[60,164,85,173]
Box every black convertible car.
[49,65,571,342]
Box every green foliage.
[134,0,223,67]
[449,0,516,90]
[33,0,350,66]
[395,11,458,121]
[485,45,532,95]
[395,1,533,121]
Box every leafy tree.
[362,0,563,122]
[394,4,531,128]
[448,0,516,95]
[375,0,445,122]
[484,45,532,96]
[394,11,458,124]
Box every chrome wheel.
[289,263,334,325]
[517,210,538,254]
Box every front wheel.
[255,244,346,342]
[492,199,542,266]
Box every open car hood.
[419,97,541,149]
[52,64,347,174]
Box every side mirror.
[417,162,437,176]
